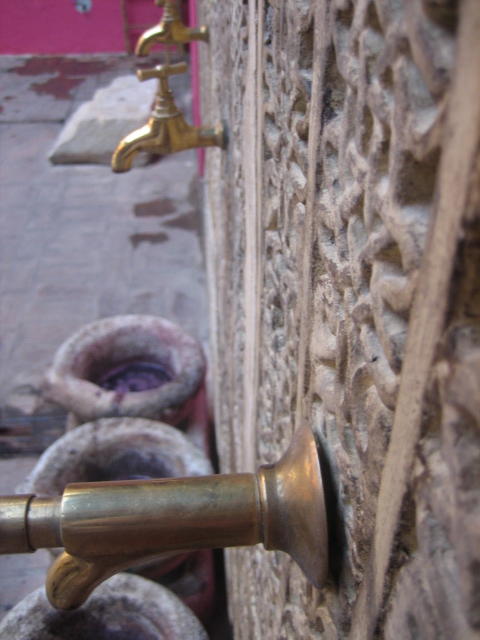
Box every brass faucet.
[0,423,328,611]
[135,0,208,56]
[111,62,225,173]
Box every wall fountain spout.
[0,423,328,611]
[111,62,224,173]
[135,0,208,56]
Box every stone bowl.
[43,315,206,428]
[0,573,209,640]
[18,417,212,492]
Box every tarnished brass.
[0,495,63,554]
[0,494,34,554]
[135,0,208,56]
[27,496,62,550]
[111,62,225,172]
[0,423,328,611]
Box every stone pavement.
[0,55,212,625]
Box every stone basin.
[0,573,209,639]
[43,315,206,429]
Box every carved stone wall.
[199,0,480,638]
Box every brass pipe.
[27,496,62,550]
[0,423,328,611]
[0,495,34,554]
[61,474,261,558]
[0,495,62,554]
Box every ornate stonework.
[200,0,480,637]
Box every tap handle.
[137,62,188,83]
[153,0,181,19]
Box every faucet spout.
[111,63,225,172]
[111,116,225,173]
[135,1,208,56]
[111,120,166,173]
[135,23,208,56]
[0,423,328,610]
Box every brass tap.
[111,62,225,173]
[0,423,328,611]
[135,0,208,56]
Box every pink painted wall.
[1,0,125,54]
[0,0,172,55]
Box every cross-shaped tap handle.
[137,62,188,83]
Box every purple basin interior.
[94,361,173,394]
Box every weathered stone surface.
[48,75,157,165]
[199,0,480,637]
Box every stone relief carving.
[307,1,454,634]
[201,0,479,637]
